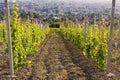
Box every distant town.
[0,0,120,25]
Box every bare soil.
[0,31,120,80]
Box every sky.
[60,0,113,3]
[51,0,118,4]
[0,0,16,3]
[80,0,110,2]
[82,0,117,3]
[66,0,109,2]
[0,0,110,2]
[0,0,118,3]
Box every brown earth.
[0,31,120,80]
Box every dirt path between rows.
[27,31,106,80]
[0,31,115,80]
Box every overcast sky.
[46,0,117,3]
[0,0,16,2]
[61,0,112,3]
[0,0,117,3]
[58,0,119,4]
[79,0,110,2]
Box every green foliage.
[0,10,4,20]
[0,4,49,69]
[60,21,109,69]
[20,10,44,19]
[49,23,60,28]
[0,22,7,43]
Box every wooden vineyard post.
[84,16,87,43]
[107,0,116,75]
[118,18,120,47]
[84,3,87,43]
[5,0,16,78]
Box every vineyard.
[0,21,120,80]
[0,1,120,80]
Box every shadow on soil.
[60,33,106,80]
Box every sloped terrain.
[0,31,119,80]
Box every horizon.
[20,0,119,4]
[21,0,112,2]
[0,0,118,3]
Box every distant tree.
[114,20,119,27]
[20,11,44,20]
[20,10,27,19]
[28,12,34,19]
[0,10,4,20]
[33,13,42,19]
